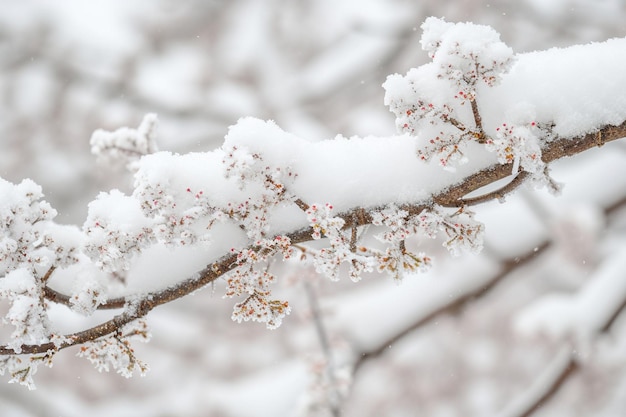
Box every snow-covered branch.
[1,17,625,390]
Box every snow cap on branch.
[420,17,514,91]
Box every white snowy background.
[1,0,626,416]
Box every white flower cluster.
[222,144,299,240]
[384,17,553,184]
[0,179,84,354]
[306,203,376,282]
[227,236,294,329]
[76,319,150,378]
[1,178,59,274]
[302,203,484,283]
[485,122,548,180]
[83,190,156,273]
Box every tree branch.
[7,120,626,356]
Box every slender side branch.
[459,171,529,206]
[41,267,56,284]
[470,98,486,143]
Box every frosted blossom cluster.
[90,113,159,169]
[0,178,74,274]
[227,236,294,329]
[383,17,554,185]
[0,350,55,390]
[485,121,548,179]
[83,189,156,272]
[302,203,483,283]
[221,144,300,240]
[76,319,150,378]
[420,17,514,93]
[305,203,376,282]
[0,179,84,354]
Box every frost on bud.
[221,145,261,187]
[70,278,107,316]
[485,121,560,189]
[376,247,432,281]
[371,205,433,280]
[304,203,375,282]
[433,206,484,256]
[231,292,291,330]
[0,352,55,390]
[369,204,484,280]
[306,203,344,240]
[90,113,159,170]
[77,319,150,378]
[221,145,300,241]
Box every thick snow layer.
[143,34,626,228]
[481,37,626,137]
[223,117,497,211]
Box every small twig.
[40,267,56,285]
[445,115,467,132]
[458,171,529,206]
[293,198,311,212]
[399,239,407,254]
[265,174,310,212]
[470,98,486,143]
[43,287,126,310]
